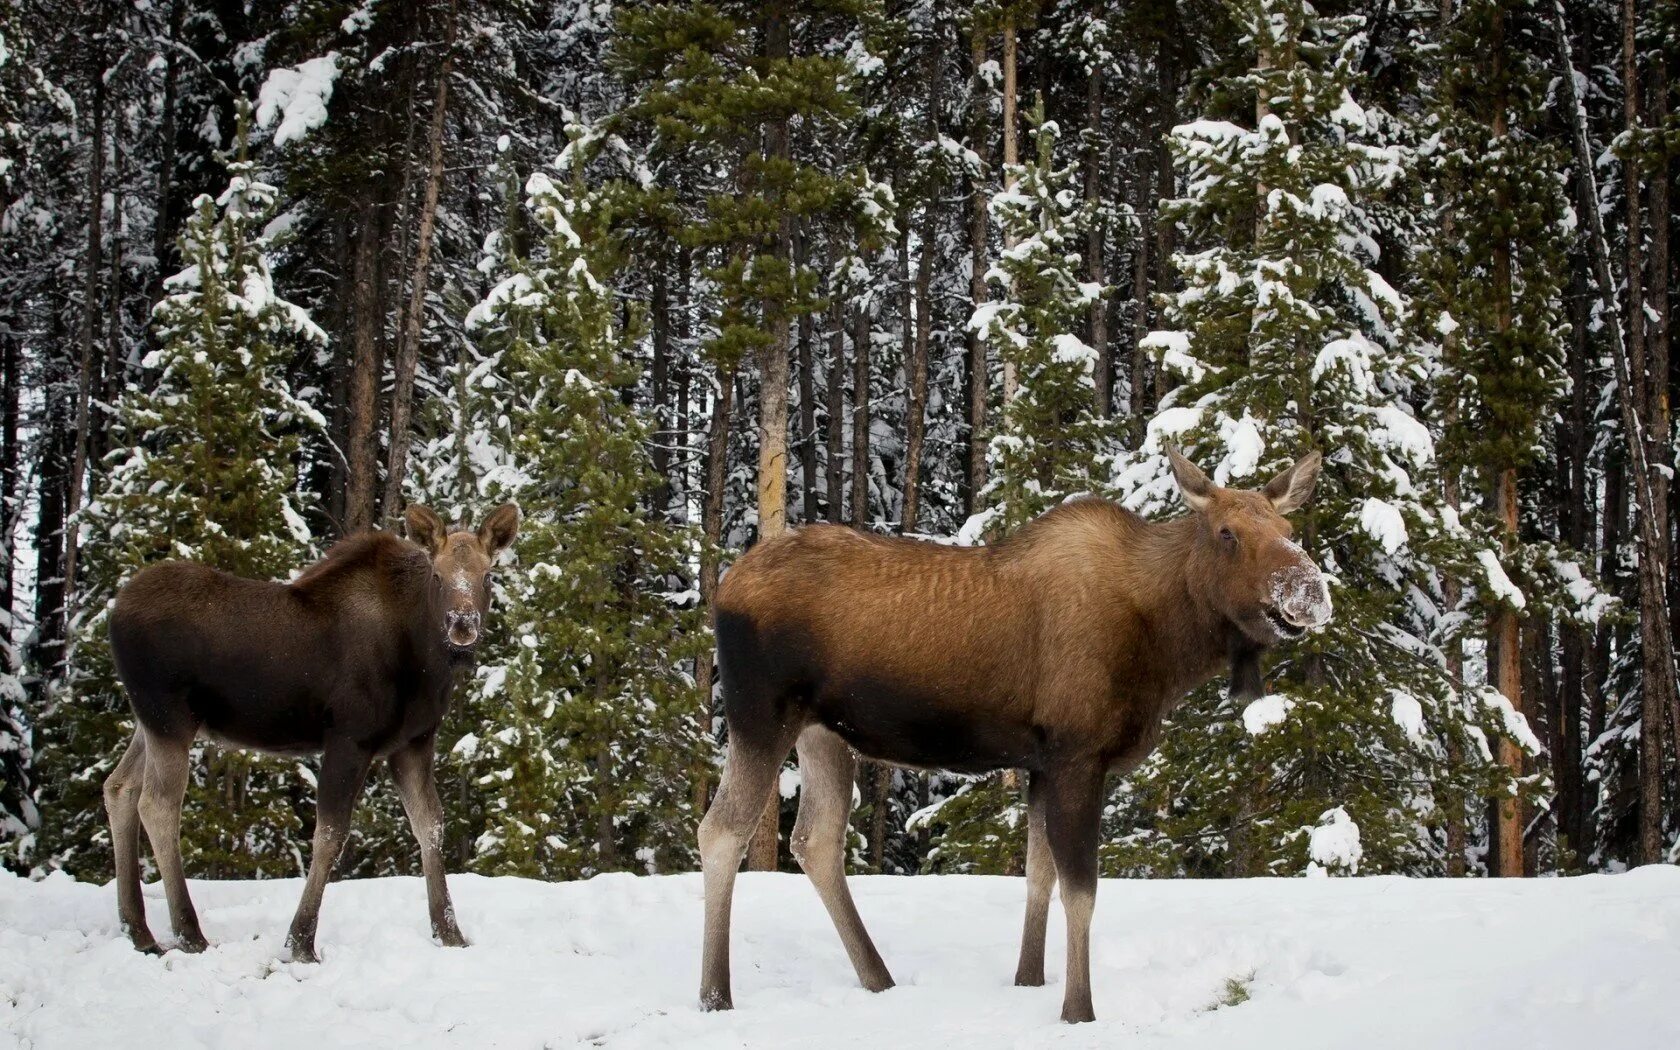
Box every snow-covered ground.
[3,865,1678,1049]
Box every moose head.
[405,503,521,654]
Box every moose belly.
[812,675,1043,774]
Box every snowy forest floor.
[3,867,1678,1049]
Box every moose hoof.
[131,936,164,956]
[176,933,210,954]
[285,939,321,965]
[1061,1004,1096,1025]
[436,928,469,949]
[861,971,895,994]
[699,989,733,1012]
[1015,972,1045,988]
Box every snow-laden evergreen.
[1108,0,1533,877]
[457,138,707,879]
[34,138,327,878]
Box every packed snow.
[4,867,1678,1049]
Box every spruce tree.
[1109,0,1531,877]
[461,137,707,879]
[36,129,326,878]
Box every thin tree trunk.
[651,260,672,512]
[1000,17,1019,404]
[344,191,385,534]
[1130,179,1151,441]
[382,4,458,519]
[796,231,820,523]
[826,304,846,523]
[746,4,794,873]
[1153,38,1178,406]
[62,46,107,622]
[148,0,182,311]
[1646,19,1673,785]
[850,302,871,529]
[904,217,934,534]
[966,29,991,515]
[1,332,18,619]
[1086,68,1109,417]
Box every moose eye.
[1219,526,1237,546]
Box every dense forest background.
[0,0,1675,884]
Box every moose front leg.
[1043,764,1105,1024]
[390,734,467,947]
[285,741,373,963]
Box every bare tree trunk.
[62,44,107,621]
[344,192,385,534]
[1647,20,1673,797]
[382,4,458,519]
[795,231,819,523]
[904,218,934,534]
[966,29,991,515]
[148,0,182,311]
[746,4,794,873]
[1086,68,1109,417]
[1152,37,1178,406]
[999,17,1019,404]
[1,332,19,618]
[850,301,871,529]
[1129,179,1151,441]
[826,302,846,523]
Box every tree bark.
[826,301,846,523]
[746,4,794,872]
[344,190,385,535]
[381,4,458,519]
[651,259,672,513]
[62,40,106,623]
[1086,67,1109,417]
[850,301,871,529]
[148,0,182,312]
[966,29,991,515]
[999,17,1019,404]
[795,231,819,523]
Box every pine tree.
[1108,0,1533,877]
[35,128,326,878]
[461,135,707,879]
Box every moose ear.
[478,503,520,558]
[1263,450,1323,514]
[1166,444,1214,513]
[404,504,447,555]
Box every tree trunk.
[1086,68,1109,417]
[651,260,672,513]
[795,231,820,523]
[746,4,794,873]
[826,302,846,524]
[966,29,991,515]
[381,5,458,519]
[1153,38,1178,406]
[62,46,106,623]
[344,190,385,534]
[999,17,1019,404]
[904,221,934,534]
[1,332,19,619]
[148,0,182,312]
[850,301,871,529]
[1130,178,1152,441]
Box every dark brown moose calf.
[103,503,518,962]
[698,447,1330,1023]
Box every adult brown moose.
[697,447,1329,1023]
[102,503,519,962]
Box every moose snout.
[446,610,482,647]
[1274,567,1332,629]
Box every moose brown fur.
[102,503,518,962]
[697,447,1328,1023]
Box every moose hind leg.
[1043,765,1105,1024]
[791,725,893,993]
[697,726,798,1011]
[390,736,466,947]
[1014,773,1055,987]
[136,731,207,952]
[285,741,373,964]
[104,732,158,953]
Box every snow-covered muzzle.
[1265,559,1332,639]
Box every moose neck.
[1118,513,1257,703]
